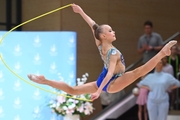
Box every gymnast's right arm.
[71,4,101,46]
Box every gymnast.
[27,4,177,101]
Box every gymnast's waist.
[102,67,124,77]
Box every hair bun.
[92,24,99,31]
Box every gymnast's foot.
[162,40,177,56]
[27,74,46,84]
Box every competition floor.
[167,115,180,120]
[116,105,180,120]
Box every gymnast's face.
[100,25,116,42]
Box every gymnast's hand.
[27,74,46,84]
[91,91,101,101]
[71,3,83,13]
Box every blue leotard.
[96,45,125,92]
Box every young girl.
[27,4,177,101]
[136,76,149,120]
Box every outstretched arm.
[71,4,101,47]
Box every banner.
[0,31,77,120]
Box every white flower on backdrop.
[49,62,57,74]
[33,53,41,65]
[13,79,22,91]
[14,115,20,120]
[33,36,41,47]
[57,71,75,86]
[49,44,58,56]
[14,44,22,56]
[14,62,20,70]
[14,44,20,52]
[14,62,22,73]
[33,106,41,118]
[50,62,56,70]
[51,45,56,52]
[57,73,64,81]
[34,53,40,61]
[77,73,89,86]
[33,88,41,100]
[68,53,75,65]
[68,36,75,48]
[34,89,40,97]
[13,97,22,109]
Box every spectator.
[176,68,180,110]
[100,90,125,109]
[162,56,174,76]
[168,45,180,110]
[162,56,174,110]
[168,45,180,78]
[138,21,163,64]
[100,91,112,109]
[138,60,180,120]
[136,76,149,120]
[114,90,125,102]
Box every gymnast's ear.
[100,33,106,39]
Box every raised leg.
[27,74,98,95]
[108,40,177,93]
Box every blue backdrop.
[0,31,77,120]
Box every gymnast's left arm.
[91,54,118,100]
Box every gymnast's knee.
[64,87,76,95]
[67,87,81,95]
[132,67,142,77]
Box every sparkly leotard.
[96,45,125,91]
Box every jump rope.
[0,4,92,102]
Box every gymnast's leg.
[28,75,98,95]
[108,40,177,93]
